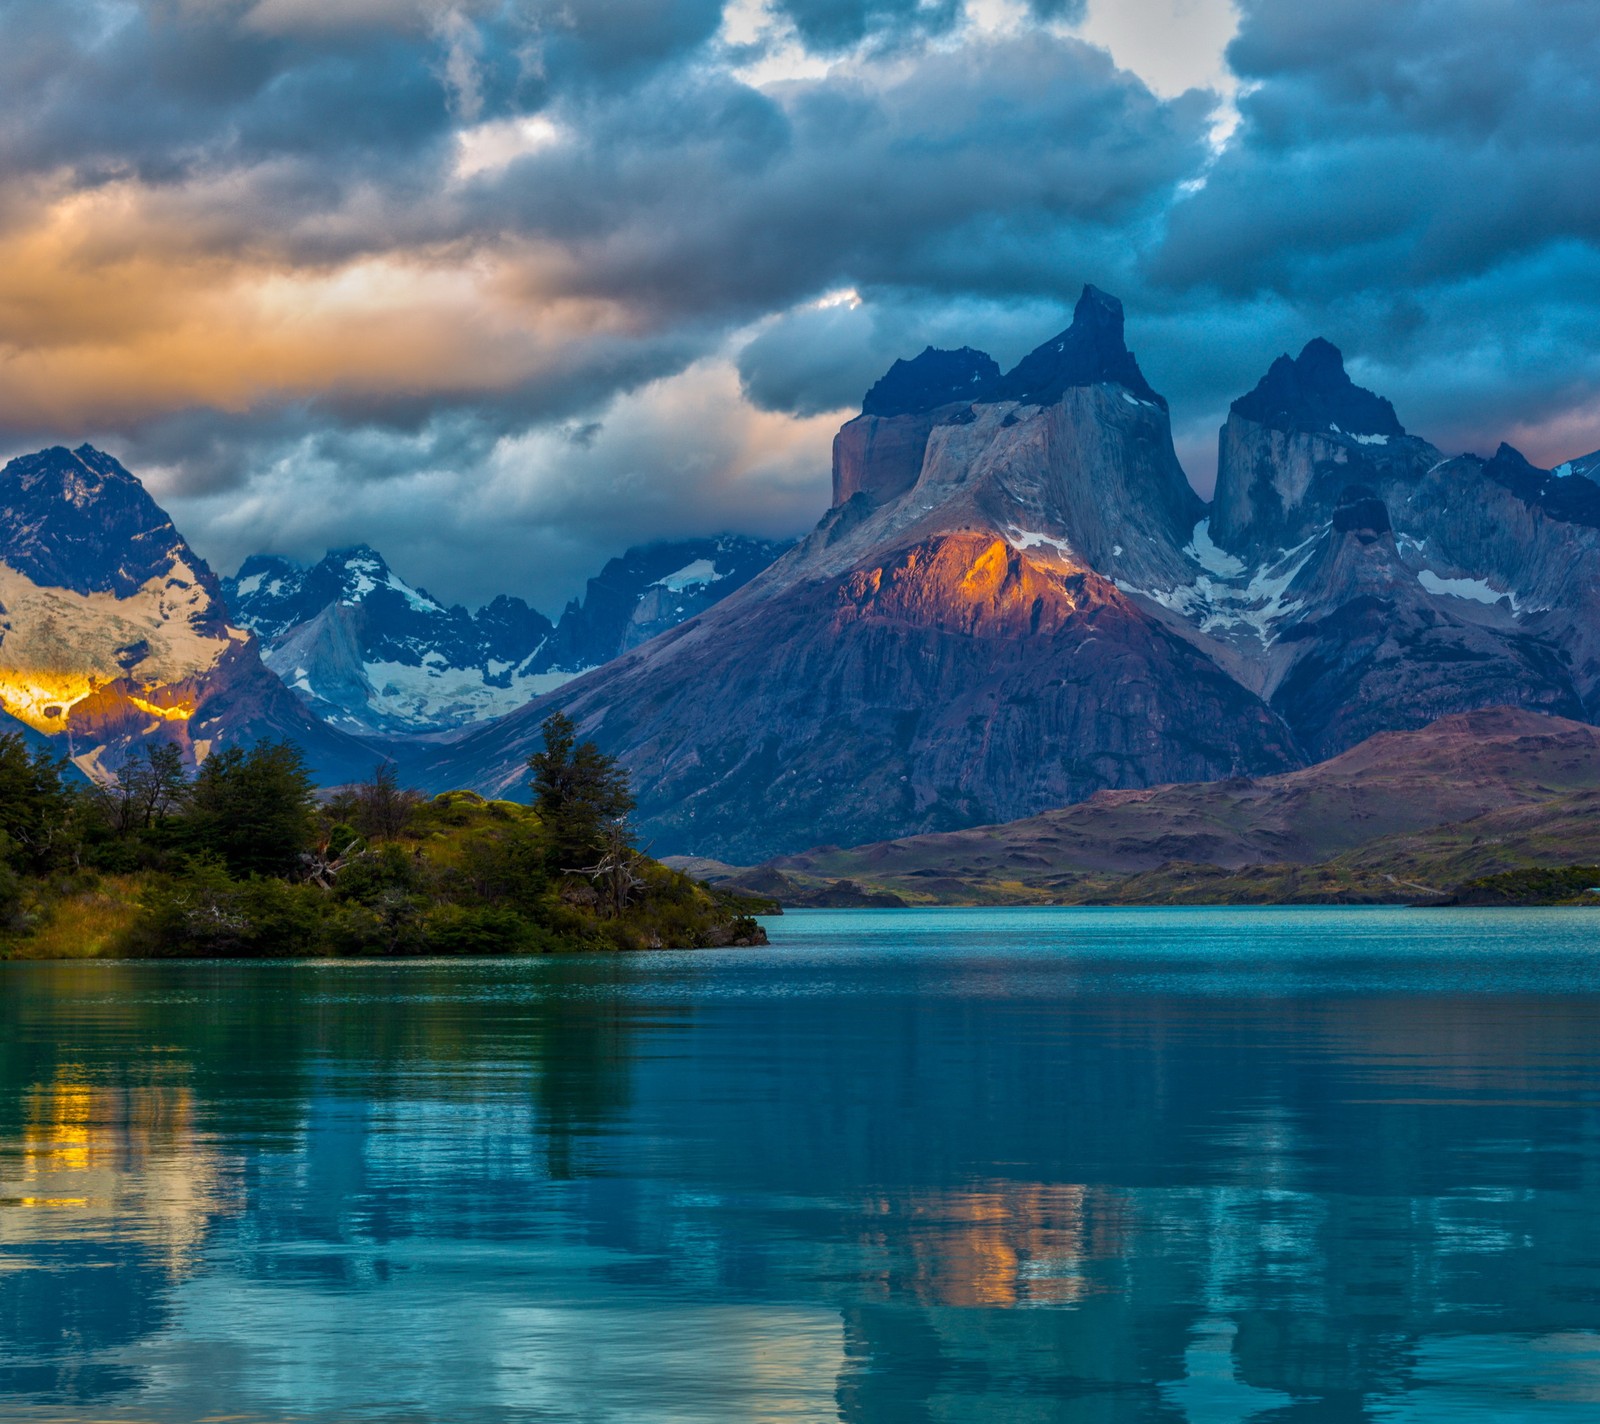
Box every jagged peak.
[7,443,153,497]
[856,287,1167,419]
[0,444,193,598]
[861,346,1001,418]
[989,284,1167,410]
[1484,441,1539,479]
[1475,441,1600,530]
[1232,338,1405,438]
[322,543,389,572]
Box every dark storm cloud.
[0,1,450,184]
[477,33,1210,322]
[1140,0,1600,477]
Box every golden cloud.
[0,178,640,431]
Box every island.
[0,714,770,959]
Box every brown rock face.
[757,706,1600,895]
[831,411,938,506]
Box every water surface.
[3,907,1600,1421]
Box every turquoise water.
[3,906,1600,1421]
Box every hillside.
[695,708,1600,904]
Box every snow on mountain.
[1117,349,1600,756]
[0,446,377,784]
[224,535,791,738]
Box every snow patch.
[1185,518,1246,578]
[358,659,586,730]
[1005,528,1075,558]
[339,556,442,614]
[0,556,241,735]
[654,558,722,592]
[1418,570,1517,609]
[1330,424,1389,445]
[233,573,265,598]
[1124,535,1315,646]
[1553,462,1574,479]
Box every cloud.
[0,0,1596,609]
[151,356,839,610]
[768,0,965,52]
[1139,0,1600,471]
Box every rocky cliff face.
[537,535,792,671]
[227,535,789,737]
[0,446,376,783]
[1122,343,1600,756]
[413,288,1301,860]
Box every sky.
[1,0,1597,611]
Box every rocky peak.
[1558,447,1600,482]
[989,285,1166,410]
[1482,442,1600,530]
[227,544,450,645]
[0,443,376,784]
[861,346,1000,417]
[1232,338,1404,438]
[0,444,193,597]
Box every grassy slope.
[717,709,1600,906]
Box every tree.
[528,712,635,874]
[186,741,317,878]
[350,762,422,841]
[133,743,189,827]
[570,819,647,918]
[0,733,72,872]
[97,742,189,836]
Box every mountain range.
[0,445,787,779]
[0,446,375,783]
[693,706,1600,903]
[4,287,1599,875]
[222,535,786,738]
[410,286,1600,860]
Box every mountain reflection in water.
[2,907,1600,1422]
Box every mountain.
[413,287,1305,859]
[225,535,790,737]
[1115,342,1599,758]
[717,707,1600,901]
[534,536,795,674]
[224,547,561,737]
[0,446,377,783]
[1554,447,1600,482]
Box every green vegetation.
[0,715,768,959]
[1445,865,1600,906]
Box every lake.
[3,906,1600,1421]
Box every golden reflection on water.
[0,1069,238,1274]
[859,1181,1128,1307]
